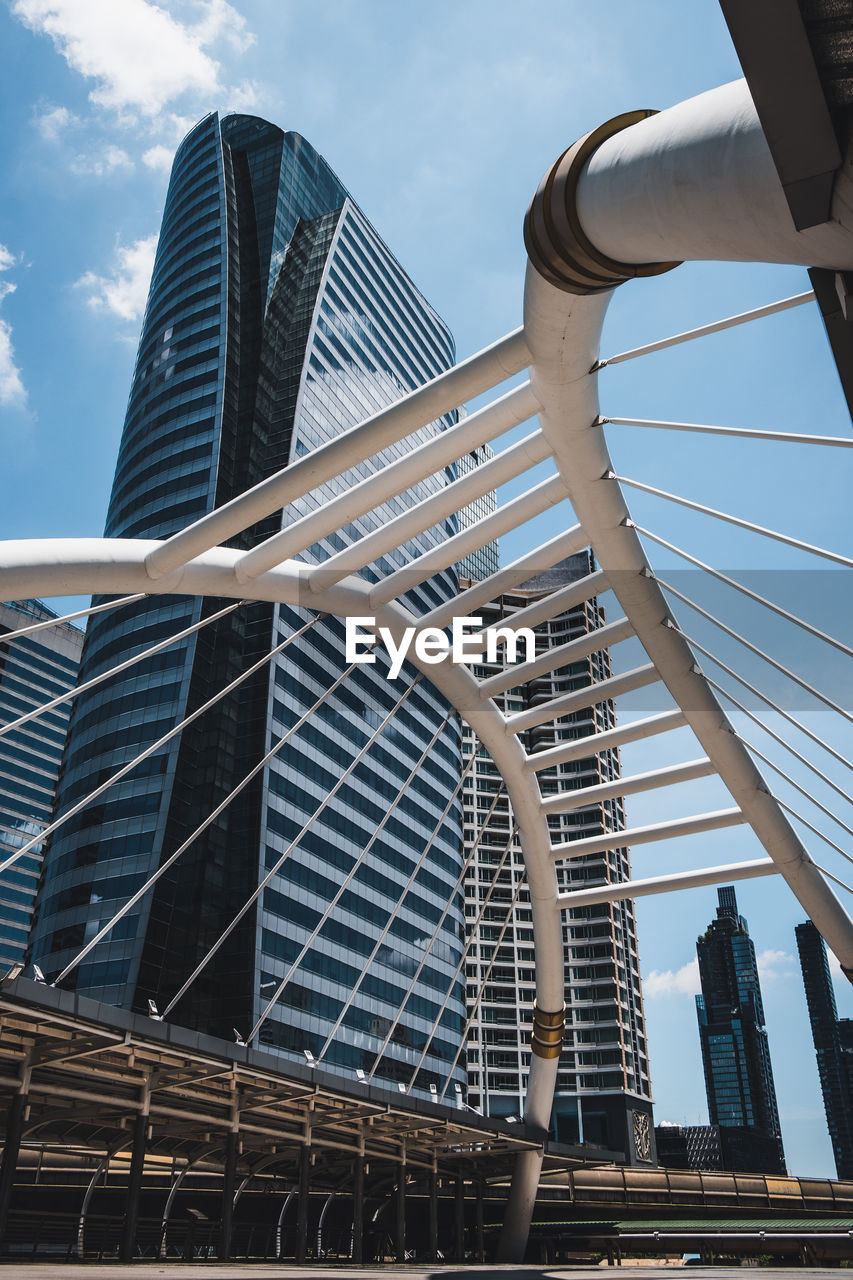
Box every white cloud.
[36,102,78,140]
[644,958,701,999]
[222,78,261,114]
[0,319,27,408]
[0,248,27,409]
[12,0,254,119]
[756,948,794,982]
[76,234,158,323]
[190,0,254,53]
[161,112,200,144]
[141,144,174,174]
[69,144,134,177]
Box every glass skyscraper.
[460,554,653,1159]
[795,920,853,1179]
[695,885,785,1174]
[30,114,466,1093]
[0,600,83,972]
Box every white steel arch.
[1,78,852,1261]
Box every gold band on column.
[530,1001,566,1060]
[524,110,681,295]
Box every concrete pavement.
[0,1266,845,1279]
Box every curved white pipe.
[522,82,853,974]
[577,80,853,270]
[499,76,853,1264]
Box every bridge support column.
[0,1090,27,1248]
[0,1052,30,1251]
[296,1145,311,1263]
[428,1166,438,1261]
[351,1152,364,1262]
[395,1144,406,1263]
[218,1129,238,1261]
[119,1100,148,1263]
[454,1172,465,1262]
[475,1176,484,1262]
[498,1145,544,1261]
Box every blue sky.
[0,0,851,1176]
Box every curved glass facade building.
[31,114,466,1092]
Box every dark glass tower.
[30,114,466,1092]
[795,920,853,1179]
[695,885,785,1174]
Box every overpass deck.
[0,976,544,1178]
[3,976,853,1265]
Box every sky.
[0,0,851,1177]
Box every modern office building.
[795,920,853,1179]
[695,885,785,1174]
[461,553,654,1161]
[29,114,467,1093]
[0,600,83,972]
[655,1122,723,1171]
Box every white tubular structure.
[575,80,853,268]
[2,76,853,1265]
[494,79,853,1259]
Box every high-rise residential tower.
[461,553,654,1162]
[795,920,853,1179]
[695,885,785,1174]
[0,600,83,972]
[29,114,466,1093]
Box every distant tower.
[460,552,654,1163]
[695,885,785,1174]
[795,920,853,1179]
[0,600,83,971]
